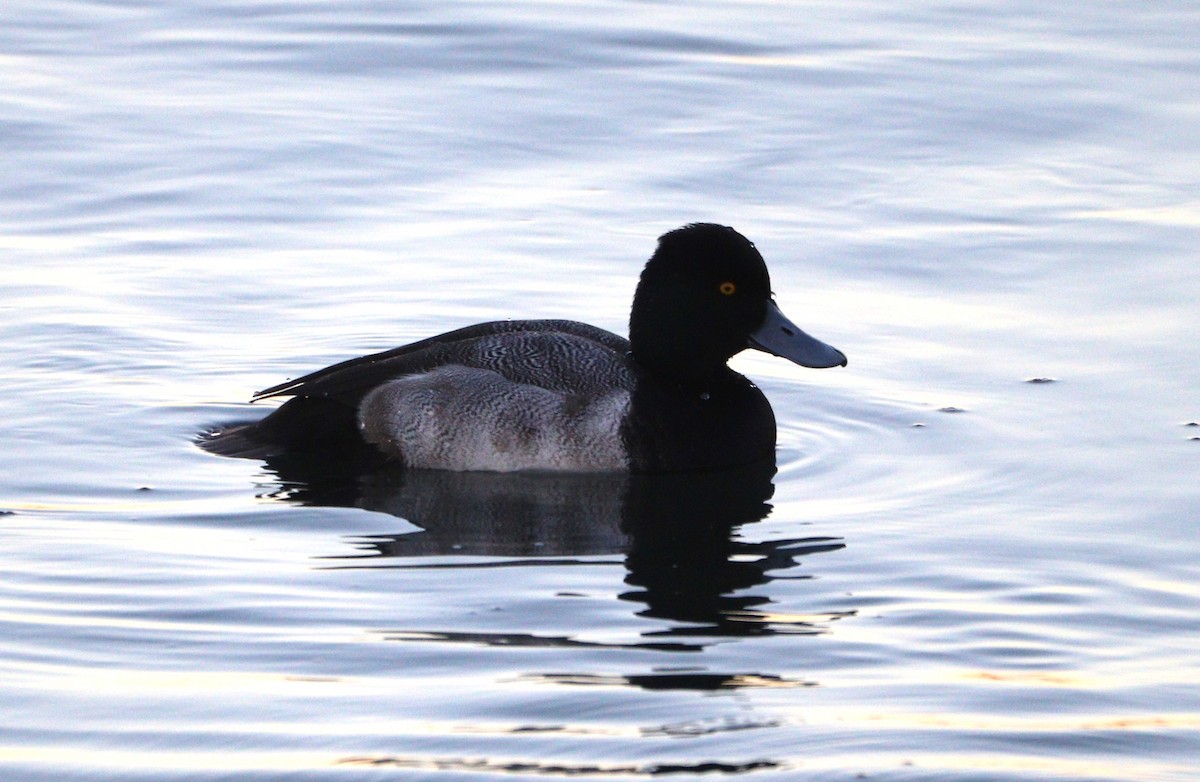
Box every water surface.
[2,1,1198,780]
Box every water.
[2,1,1199,779]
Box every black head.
[629,223,846,383]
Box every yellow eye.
[718,281,737,296]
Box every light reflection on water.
[3,0,1200,780]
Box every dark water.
[2,1,1199,779]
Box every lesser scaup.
[201,223,846,472]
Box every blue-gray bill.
[748,300,848,369]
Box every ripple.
[337,755,783,776]
[380,629,700,654]
[523,671,816,691]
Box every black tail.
[197,396,384,466]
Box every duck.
[200,223,846,473]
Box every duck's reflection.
[258,453,846,639]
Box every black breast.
[620,369,777,472]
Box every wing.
[252,319,631,406]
